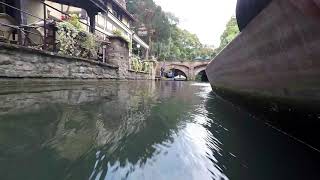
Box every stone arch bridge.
[157,61,210,80]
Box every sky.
[154,0,237,47]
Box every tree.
[216,16,240,54]
[126,0,216,61]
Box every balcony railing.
[0,1,110,62]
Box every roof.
[48,0,107,13]
[90,0,108,12]
[48,0,135,22]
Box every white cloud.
[154,0,237,47]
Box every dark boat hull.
[236,0,320,31]
[206,0,320,149]
[236,0,271,31]
[207,0,320,110]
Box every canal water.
[0,81,319,180]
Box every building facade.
[42,0,149,59]
[1,0,149,59]
[0,0,156,80]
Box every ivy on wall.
[131,55,151,73]
[112,29,132,50]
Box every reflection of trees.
[95,98,189,162]
[47,106,98,161]
[77,82,193,179]
[0,105,69,180]
[0,81,194,180]
[0,84,120,180]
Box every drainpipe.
[146,34,151,60]
[16,0,26,45]
[145,48,149,61]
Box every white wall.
[45,1,89,31]
[22,0,44,24]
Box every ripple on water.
[0,81,319,180]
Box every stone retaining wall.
[127,70,153,80]
[0,43,119,79]
[0,41,157,81]
[107,37,130,79]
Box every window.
[0,0,5,13]
[117,13,122,21]
[96,13,105,28]
[0,0,15,16]
[112,5,122,21]
[79,9,87,19]
[111,5,118,17]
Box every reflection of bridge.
[157,61,209,81]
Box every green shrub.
[56,21,78,56]
[142,61,151,73]
[56,19,100,59]
[68,14,83,30]
[131,56,141,72]
[131,55,151,73]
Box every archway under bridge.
[157,61,210,81]
[196,70,208,82]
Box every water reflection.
[0,81,319,180]
[0,81,217,179]
[204,91,320,180]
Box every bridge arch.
[194,65,207,76]
[195,70,208,82]
[194,65,208,82]
[157,61,209,81]
[165,64,190,80]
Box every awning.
[133,34,149,49]
[47,0,107,14]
